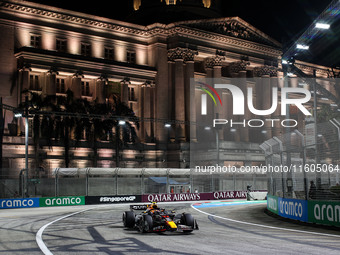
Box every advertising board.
[0,198,40,209]
[278,197,308,222]
[40,196,85,207]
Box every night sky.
[26,0,339,67]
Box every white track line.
[191,203,340,238]
[36,207,95,255]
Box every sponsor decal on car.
[130,205,148,210]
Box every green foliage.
[317,104,340,123]
[18,90,138,167]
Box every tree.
[86,100,139,167]
[18,89,139,168]
[317,104,340,123]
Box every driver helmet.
[151,202,158,209]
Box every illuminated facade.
[0,0,337,175]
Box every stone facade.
[0,0,337,175]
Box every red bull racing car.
[122,202,199,233]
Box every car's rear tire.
[181,213,194,233]
[139,214,153,233]
[123,211,135,228]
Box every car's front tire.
[123,211,135,228]
[139,214,153,233]
[181,213,194,233]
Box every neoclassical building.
[0,0,337,175]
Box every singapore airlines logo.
[198,82,222,115]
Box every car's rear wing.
[130,204,148,210]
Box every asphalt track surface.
[1,201,340,254]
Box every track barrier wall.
[0,190,265,209]
[267,195,340,227]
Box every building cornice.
[15,47,157,80]
[294,60,335,77]
[1,0,282,58]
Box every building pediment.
[176,17,281,48]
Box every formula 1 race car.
[122,203,199,233]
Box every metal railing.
[0,167,267,198]
[261,119,340,201]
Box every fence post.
[190,168,193,193]
[264,141,274,195]
[85,168,89,196]
[166,169,170,194]
[330,119,340,185]
[273,137,285,198]
[141,168,145,195]
[55,168,59,197]
[295,130,308,200]
[115,168,119,195]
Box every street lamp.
[315,23,330,29]
[116,119,126,167]
[14,110,29,197]
[296,44,309,50]
[118,120,126,126]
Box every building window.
[127,51,136,64]
[104,47,114,60]
[56,39,67,53]
[81,43,91,57]
[30,35,41,48]
[81,81,90,96]
[29,75,40,90]
[128,87,136,101]
[56,78,65,93]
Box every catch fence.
[261,119,340,201]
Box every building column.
[18,68,30,135]
[168,47,187,142]
[239,70,249,142]
[184,49,198,142]
[175,59,185,141]
[19,67,30,100]
[95,77,106,104]
[204,55,225,141]
[254,65,279,140]
[142,82,152,142]
[120,78,129,105]
[229,60,250,142]
[44,69,57,96]
[154,44,169,144]
[72,72,82,99]
[168,60,175,142]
